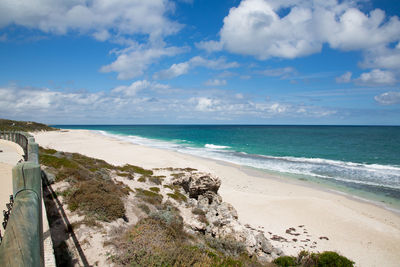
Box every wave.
[205,144,231,150]
[96,130,400,191]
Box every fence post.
[0,162,43,267]
[28,141,39,164]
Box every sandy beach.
[33,129,400,267]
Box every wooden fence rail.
[0,131,43,267]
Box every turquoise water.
[54,125,400,208]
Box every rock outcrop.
[172,172,282,261]
[173,172,221,200]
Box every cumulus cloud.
[199,0,400,64]
[374,91,400,105]
[0,1,188,81]
[101,45,185,80]
[336,71,352,83]
[360,45,400,70]
[190,97,222,112]
[204,79,227,86]
[0,0,181,40]
[153,56,239,79]
[355,69,397,86]
[111,80,169,96]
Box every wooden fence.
[0,131,43,267]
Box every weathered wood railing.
[0,131,43,267]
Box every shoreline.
[33,129,400,267]
[240,165,400,216]
[92,128,400,212]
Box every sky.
[0,0,400,125]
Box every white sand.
[33,130,400,267]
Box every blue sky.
[0,0,399,125]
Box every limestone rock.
[173,172,221,199]
[174,171,281,261]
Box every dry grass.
[135,188,163,206]
[67,179,127,222]
[109,215,265,267]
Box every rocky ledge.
[173,172,282,261]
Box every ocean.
[54,125,400,210]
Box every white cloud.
[374,91,400,105]
[361,46,400,70]
[112,80,169,96]
[355,69,397,86]
[204,79,227,86]
[189,56,239,70]
[154,56,239,79]
[191,97,222,112]
[101,45,185,80]
[0,0,181,40]
[93,30,111,42]
[260,67,297,78]
[336,71,352,83]
[195,40,223,53]
[153,62,191,79]
[199,0,400,64]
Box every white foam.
[205,144,230,150]
[96,130,400,191]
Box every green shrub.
[149,175,164,185]
[163,184,180,191]
[66,179,126,222]
[283,250,355,267]
[316,251,354,267]
[109,216,263,267]
[274,256,297,266]
[137,176,147,182]
[206,236,246,257]
[71,153,113,171]
[171,172,185,179]
[149,187,160,193]
[135,188,163,205]
[167,191,187,203]
[118,164,153,176]
[39,147,57,155]
[40,154,79,169]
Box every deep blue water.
[54,125,400,206]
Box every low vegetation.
[40,146,354,267]
[109,206,264,267]
[0,118,57,131]
[67,179,127,222]
[273,250,354,267]
[135,188,164,206]
[39,147,141,222]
